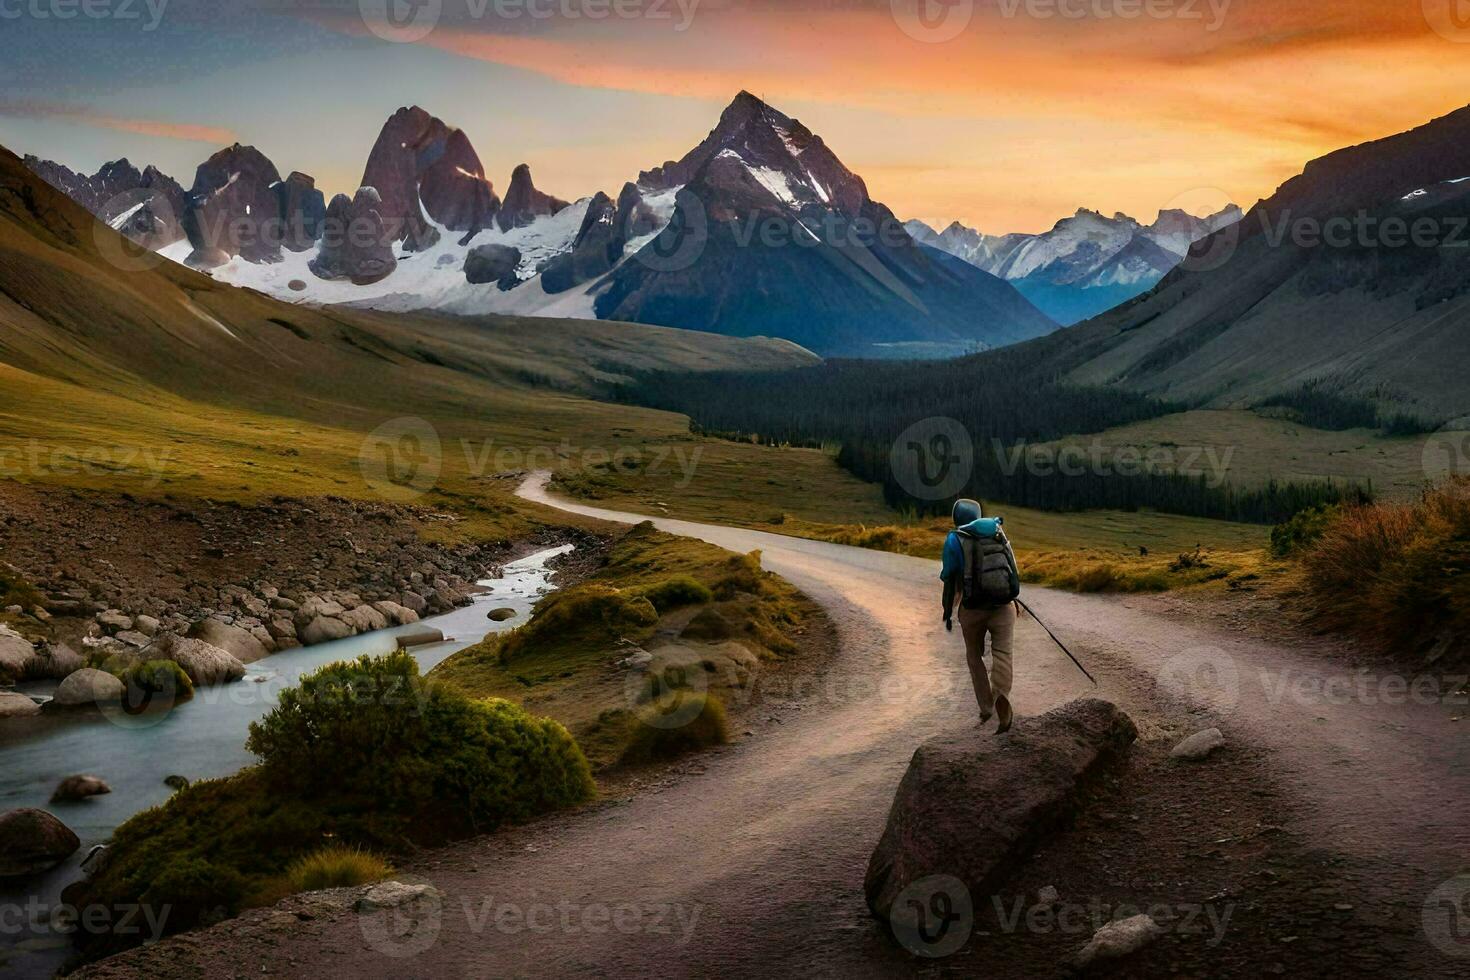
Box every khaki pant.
[958,603,1015,717]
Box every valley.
[2,25,1470,976]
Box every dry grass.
[283,845,394,893]
[1297,477,1470,659]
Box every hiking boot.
[995,695,1013,734]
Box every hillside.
[1033,106,1470,425]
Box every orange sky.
[354,0,1470,231]
[8,0,1470,234]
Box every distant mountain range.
[1002,105,1470,425]
[906,205,1242,326]
[23,93,1058,358]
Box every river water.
[0,543,572,978]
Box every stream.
[0,543,572,978]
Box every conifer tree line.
[617,356,1368,524]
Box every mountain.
[1001,106,1470,425]
[0,141,815,420]
[906,205,1241,326]
[592,92,1057,356]
[24,154,187,250]
[23,95,1056,359]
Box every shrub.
[495,586,658,664]
[619,692,729,765]
[116,659,194,706]
[636,575,714,612]
[712,550,767,599]
[72,653,596,963]
[1298,478,1470,659]
[1270,504,1340,557]
[246,652,595,840]
[283,845,393,892]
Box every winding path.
[83,474,1470,977]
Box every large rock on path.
[188,618,269,664]
[0,808,80,877]
[864,698,1137,926]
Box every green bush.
[246,652,595,839]
[116,659,194,705]
[619,692,729,765]
[496,585,658,663]
[636,575,714,612]
[1270,504,1340,557]
[71,653,594,964]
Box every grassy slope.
[1029,409,1439,503]
[432,522,820,769]
[2,141,1278,590]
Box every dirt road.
[80,474,1470,978]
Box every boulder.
[371,601,418,626]
[0,691,41,718]
[134,615,161,638]
[864,699,1136,926]
[356,880,441,913]
[96,609,133,634]
[399,591,428,616]
[1073,913,1163,967]
[300,615,354,646]
[395,627,445,649]
[27,642,83,681]
[51,775,112,803]
[340,604,389,634]
[294,595,347,631]
[1171,727,1225,761]
[0,624,33,682]
[310,188,398,285]
[267,617,298,643]
[53,668,125,706]
[463,243,521,286]
[0,808,80,877]
[146,635,246,686]
[114,630,151,649]
[486,607,517,622]
[187,618,269,664]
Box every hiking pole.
[1016,597,1098,687]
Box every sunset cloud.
[0,101,237,146]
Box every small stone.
[1171,727,1225,760]
[1073,914,1163,967]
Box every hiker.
[941,498,1022,733]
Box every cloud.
[0,101,238,145]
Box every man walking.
[941,498,1022,732]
